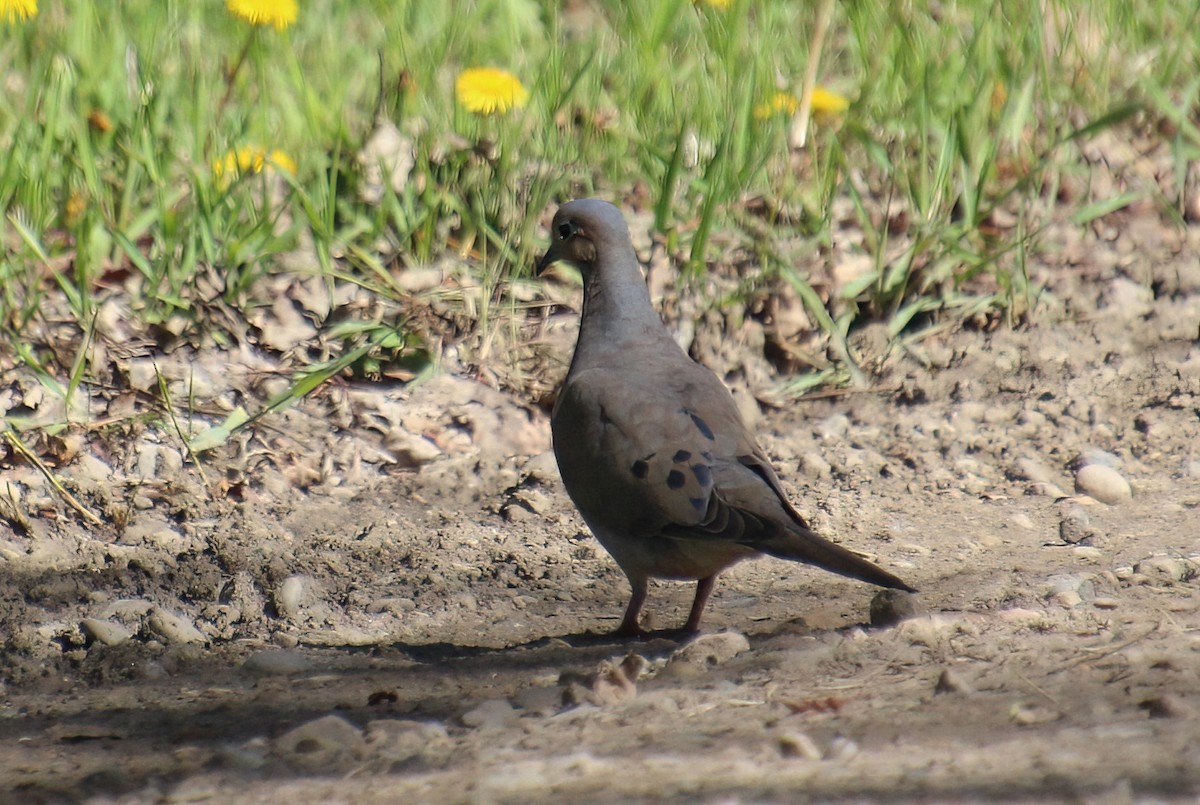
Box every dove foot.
[610,579,650,638]
[682,575,718,634]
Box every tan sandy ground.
[1,198,1199,803]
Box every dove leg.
[682,575,718,634]
[613,578,649,637]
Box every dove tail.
[758,527,916,592]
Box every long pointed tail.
[758,526,916,592]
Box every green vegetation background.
[1,0,1196,402]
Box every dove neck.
[573,253,673,360]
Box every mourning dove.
[538,199,914,636]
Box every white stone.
[1074,464,1132,505]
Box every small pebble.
[869,589,921,627]
[1092,597,1120,609]
[778,731,823,760]
[273,714,365,772]
[1058,504,1094,545]
[511,488,551,515]
[670,631,750,668]
[1049,573,1094,595]
[146,607,207,645]
[826,735,860,762]
[276,576,306,618]
[521,451,560,485]
[1133,556,1189,584]
[1074,464,1132,505]
[80,618,132,647]
[1050,590,1083,608]
[1028,482,1067,499]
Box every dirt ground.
[2,183,1200,802]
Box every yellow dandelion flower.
[754,87,849,120]
[213,145,296,186]
[1,0,37,23]
[810,86,850,114]
[754,91,799,120]
[265,149,296,175]
[455,68,529,116]
[226,0,296,31]
[694,0,731,8]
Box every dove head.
[537,199,661,348]
[537,199,635,280]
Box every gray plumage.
[538,199,914,636]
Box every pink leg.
[683,575,718,634]
[612,578,648,637]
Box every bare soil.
[1,198,1199,803]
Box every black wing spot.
[672,449,692,463]
[701,450,713,462]
[686,410,715,441]
[666,469,686,489]
[691,463,712,488]
[631,460,649,479]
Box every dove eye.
[557,221,576,240]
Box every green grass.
[1,0,1196,423]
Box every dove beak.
[536,246,560,276]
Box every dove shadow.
[386,628,690,667]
